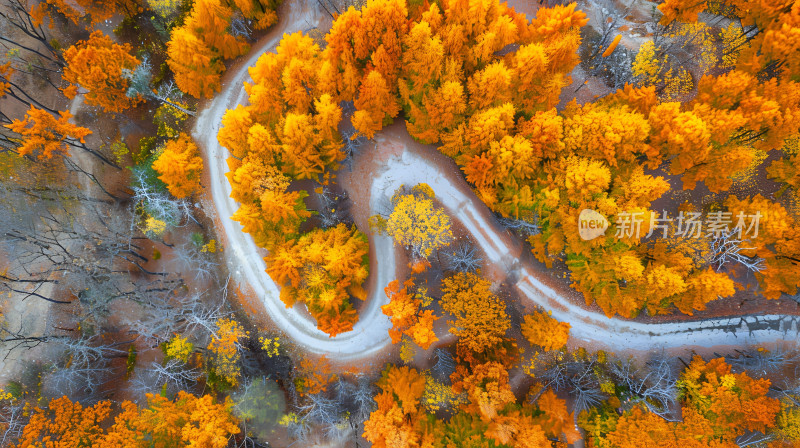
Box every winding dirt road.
[193,0,800,361]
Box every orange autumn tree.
[452,361,516,422]
[451,86,672,321]
[445,360,581,445]
[236,33,345,179]
[186,0,250,60]
[352,70,400,139]
[0,62,11,98]
[565,236,736,319]
[293,355,337,396]
[5,106,91,159]
[32,0,143,29]
[167,0,250,98]
[363,364,580,447]
[12,396,111,447]
[461,106,561,219]
[228,167,311,249]
[648,71,800,193]
[381,277,439,349]
[526,85,741,319]
[657,0,800,80]
[724,194,800,300]
[215,30,371,337]
[521,310,570,352]
[227,0,281,30]
[399,1,587,148]
[647,1,800,195]
[319,0,408,135]
[219,33,346,249]
[767,141,800,195]
[440,272,511,362]
[266,223,369,337]
[110,392,240,447]
[363,365,431,448]
[390,0,586,234]
[167,29,226,99]
[151,132,204,199]
[582,356,784,448]
[679,356,781,440]
[13,392,239,448]
[62,31,142,113]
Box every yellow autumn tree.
[207,317,246,387]
[165,334,194,362]
[562,100,651,168]
[632,40,659,85]
[379,183,454,258]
